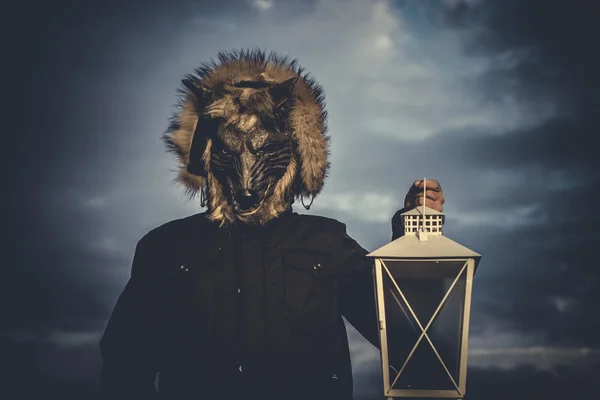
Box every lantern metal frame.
[372,256,476,399]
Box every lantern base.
[384,387,465,398]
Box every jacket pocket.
[281,246,340,327]
[164,248,221,347]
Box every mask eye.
[214,140,234,158]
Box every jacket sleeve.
[391,208,406,241]
[99,233,162,399]
[337,225,380,349]
[338,211,406,349]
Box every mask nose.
[235,189,260,210]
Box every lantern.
[367,183,481,399]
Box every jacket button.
[313,263,322,271]
[239,365,243,372]
[237,287,241,294]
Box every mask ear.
[269,77,298,107]
[186,119,217,177]
[182,78,214,103]
[182,78,217,177]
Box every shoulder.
[291,213,347,233]
[138,212,213,247]
[287,214,369,268]
[280,213,349,250]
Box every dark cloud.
[392,0,598,172]
[1,242,131,332]
[441,0,600,348]
[453,0,598,166]
[1,339,102,400]
[467,364,600,400]
[327,0,600,351]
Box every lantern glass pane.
[381,260,467,391]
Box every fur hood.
[163,49,330,212]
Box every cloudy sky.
[4,0,599,399]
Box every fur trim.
[162,49,329,205]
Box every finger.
[414,179,442,192]
[424,189,443,201]
[430,190,445,205]
[428,199,443,212]
[414,196,444,212]
[412,194,433,208]
[411,189,444,203]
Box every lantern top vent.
[401,205,445,241]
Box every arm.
[391,208,407,241]
[99,234,162,399]
[337,226,380,349]
[338,208,406,349]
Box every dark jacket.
[100,209,404,400]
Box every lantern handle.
[422,177,426,230]
[423,177,426,218]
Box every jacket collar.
[229,206,295,238]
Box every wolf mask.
[163,50,330,226]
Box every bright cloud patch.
[469,347,600,371]
[311,192,398,223]
[252,0,274,11]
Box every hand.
[403,179,444,212]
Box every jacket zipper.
[234,227,244,378]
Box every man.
[99,49,445,400]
